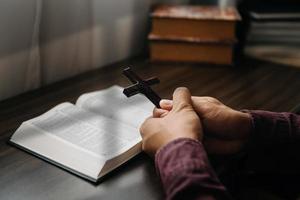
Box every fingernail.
[160,99,173,106]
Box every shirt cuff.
[155,138,223,193]
[242,110,292,144]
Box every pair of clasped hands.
[140,87,252,157]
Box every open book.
[10,85,153,182]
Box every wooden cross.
[122,67,161,108]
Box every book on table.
[9,85,153,182]
[148,5,241,64]
[150,5,241,40]
[149,34,236,65]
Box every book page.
[11,102,144,181]
[11,122,104,180]
[28,102,140,159]
[76,86,154,128]
[10,86,153,181]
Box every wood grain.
[0,56,300,200]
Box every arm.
[160,97,300,172]
[245,110,300,172]
[248,110,300,142]
[140,88,231,200]
[156,138,232,200]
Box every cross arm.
[122,67,162,108]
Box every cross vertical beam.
[122,67,161,108]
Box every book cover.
[151,5,241,21]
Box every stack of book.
[247,11,300,45]
[245,10,300,68]
[148,5,241,65]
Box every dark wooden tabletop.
[1,56,300,200]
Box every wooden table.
[1,57,300,200]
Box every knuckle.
[153,108,159,116]
[139,121,147,134]
[152,108,156,116]
[139,124,144,134]
[177,102,191,109]
[139,117,152,134]
[207,97,220,104]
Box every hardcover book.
[149,34,235,64]
[151,5,241,40]
[10,86,153,182]
[149,5,240,64]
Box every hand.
[159,97,252,155]
[140,87,203,157]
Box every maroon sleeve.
[155,138,232,200]
[246,111,300,172]
[248,111,300,141]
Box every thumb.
[172,87,192,111]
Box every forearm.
[249,110,300,142]
[245,111,300,172]
[155,138,232,200]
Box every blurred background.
[0,0,299,101]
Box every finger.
[153,108,169,118]
[160,99,173,110]
[172,87,192,111]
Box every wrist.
[155,137,204,162]
[160,135,199,150]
